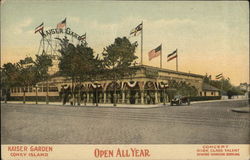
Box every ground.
[1,100,249,144]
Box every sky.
[1,0,249,85]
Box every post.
[35,85,38,104]
[46,80,49,104]
[42,36,45,54]
[122,90,125,104]
[220,75,224,97]
[160,44,162,68]
[140,90,144,104]
[104,91,106,104]
[95,88,98,106]
[176,54,178,72]
[4,88,8,103]
[154,91,158,104]
[114,83,117,106]
[141,21,143,65]
[163,87,166,105]
[71,78,75,105]
[87,91,90,103]
[78,84,81,106]
[95,83,99,107]
[65,18,67,38]
[23,87,26,104]
[113,75,117,106]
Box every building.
[201,83,220,96]
[10,65,215,104]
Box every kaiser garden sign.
[43,27,86,42]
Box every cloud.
[12,18,33,35]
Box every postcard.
[1,0,249,160]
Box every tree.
[17,57,37,103]
[34,54,53,103]
[227,86,244,99]
[1,62,20,102]
[168,80,198,99]
[34,54,53,82]
[1,55,53,103]
[102,37,138,106]
[58,37,101,105]
[203,75,244,98]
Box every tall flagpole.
[42,34,45,54]
[65,18,67,38]
[160,44,162,68]
[141,21,143,66]
[85,33,87,45]
[176,49,178,72]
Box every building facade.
[10,65,207,104]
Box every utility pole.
[141,21,143,65]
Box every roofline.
[133,65,204,78]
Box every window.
[49,87,58,92]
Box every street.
[1,100,249,144]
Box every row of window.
[200,91,217,96]
[11,87,58,93]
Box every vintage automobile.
[170,95,190,106]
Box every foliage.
[202,74,243,97]
[101,37,138,106]
[34,54,53,81]
[1,62,20,88]
[1,55,53,96]
[168,80,198,97]
[102,37,138,80]
[58,37,101,83]
[17,57,37,87]
[227,86,245,99]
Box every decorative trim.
[127,81,137,88]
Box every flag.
[57,18,66,29]
[79,33,86,41]
[35,23,44,33]
[148,45,162,61]
[130,23,142,36]
[216,73,223,79]
[167,49,177,62]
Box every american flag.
[148,45,162,61]
[57,18,66,29]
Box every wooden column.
[141,90,144,104]
[122,90,125,104]
[154,91,158,104]
[103,92,107,104]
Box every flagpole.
[160,44,162,68]
[85,33,87,45]
[65,18,67,38]
[221,73,223,97]
[176,49,178,72]
[141,21,143,66]
[42,35,45,54]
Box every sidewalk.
[1,101,165,109]
[1,98,248,109]
[231,106,250,113]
